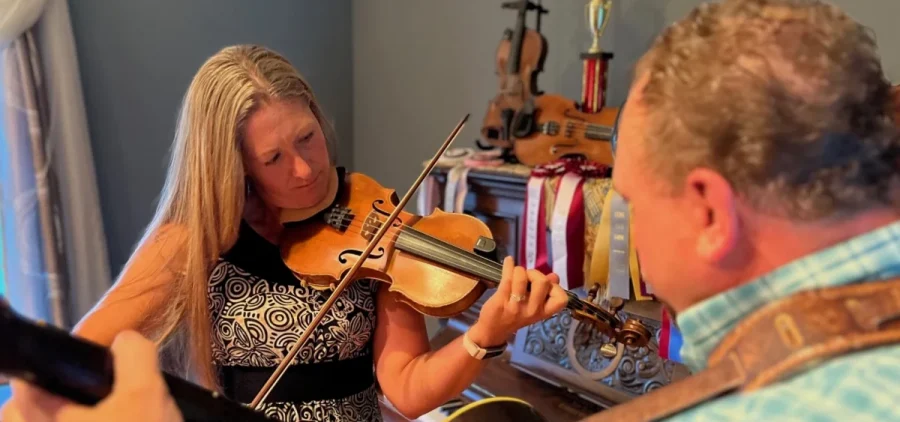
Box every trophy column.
[580,51,614,113]
[581,0,613,113]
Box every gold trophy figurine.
[586,0,613,54]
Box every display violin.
[0,297,276,422]
[480,0,548,150]
[248,114,651,409]
[512,94,618,166]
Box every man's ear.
[683,168,739,263]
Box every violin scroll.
[567,292,651,348]
[620,319,653,347]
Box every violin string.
[316,213,452,241]
[398,228,610,314]
[301,207,617,317]
[317,220,503,279]
[300,216,508,284]
[300,229,618,334]
[307,218,604,313]
[317,219,496,273]
[319,217,626,322]
[558,126,613,135]
[318,218,405,239]
[532,122,615,138]
[540,120,614,130]
[318,219,612,300]
[325,222,405,245]
[399,225,505,280]
[397,226,623,334]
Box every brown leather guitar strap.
[579,278,900,422]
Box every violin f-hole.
[338,247,386,264]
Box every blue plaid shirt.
[668,220,900,421]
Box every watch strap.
[463,332,505,360]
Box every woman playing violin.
[30,45,567,421]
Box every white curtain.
[0,0,110,326]
[0,0,46,49]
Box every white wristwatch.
[463,332,506,360]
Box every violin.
[480,0,548,150]
[249,115,650,408]
[279,168,647,338]
[0,298,276,422]
[512,94,617,167]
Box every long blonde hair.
[125,45,337,389]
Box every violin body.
[280,171,493,318]
[280,168,650,347]
[480,5,548,150]
[512,94,618,167]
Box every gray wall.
[70,0,900,286]
[352,0,900,195]
[68,0,353,273]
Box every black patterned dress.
[208,220,383,421]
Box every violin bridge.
[361,212,382,241]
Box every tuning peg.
[618,318,652,348]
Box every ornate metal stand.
[510,299,688,406]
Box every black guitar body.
[0,298,274,422]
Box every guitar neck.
[0,300,274,422]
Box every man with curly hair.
[595,0,900,420]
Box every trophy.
[580,0,614,113]
[587,0,612,54]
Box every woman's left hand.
[467,256,569,347]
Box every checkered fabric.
[668,220,900,421]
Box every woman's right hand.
[0,331,183,422]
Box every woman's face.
[241,99,331,210]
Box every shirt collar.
[675,219,900,372]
